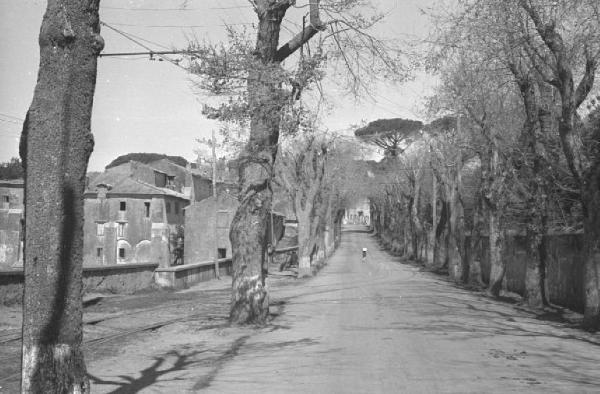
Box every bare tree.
[19,0,104,391]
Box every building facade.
[184,193,239,264]
[83,161,189,267]
[0,180,23,269]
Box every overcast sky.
[0,0,437,171]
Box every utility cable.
[100,21,188,71]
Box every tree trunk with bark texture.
[483,145,506,298]
[229,4,286,325]
[487,212,505,298]
[19,1,103,391]
[433,199,450,271]
[428,174,437,266]
[466,195,484,288]
[296,207,314,277]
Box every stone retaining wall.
[1,263,159,305]
[154,258,233,289]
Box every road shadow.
[88,350,205,394]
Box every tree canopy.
[105,153,189,169]
[354,118,423,157]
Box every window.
[144,202,150,218]
[96,248,102,257]
[218,248,227,259]
[96,223,104,236]
[154,171,167,188]
[3,195,9,203]
[118,248,125,259]
[119,201,126,211]
[117,223,126,238]
[96,248,103,263]
[166,202,171,214]
[175,202,180,214]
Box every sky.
[0,0,438,171]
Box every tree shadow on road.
[88,350,205,394]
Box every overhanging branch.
[275,0,325,62]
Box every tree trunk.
[297,211,313,277]
[19,1,103,391]
[487,211,505,298]
[433,200,449,271]
[409,176,423,261]
[466,195,484,288]
[428,173,437,267]
[229,5,287,325]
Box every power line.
[101,4,252,11]
[100,22,188,71]
[104,21,254,29]
[0,113,24,122]
[0,118,22,125]
[115,30,172,51]
[99,50,201,58]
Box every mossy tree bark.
[19,0,103,392]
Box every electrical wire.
[100,22,188,71]
[104,21,254,29]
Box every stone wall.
[473,233,585,313]
[154,259,233,289]
[1,263,159,305]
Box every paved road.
[204,227,600,393]
[82,226,600,393]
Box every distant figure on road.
[362,247,367,263]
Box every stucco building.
[0,179,23,269]
[184,193,239,264]
[83,161,189,267]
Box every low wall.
[471,233,585,313]
[154,258,232,289]
[1,263,159,305]
[83,263,159,294]
[0,269,23,305]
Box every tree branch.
[574,49,597,109]
[275,0,325,62]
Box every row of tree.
[15,0,401,391]
[364,0,599,331]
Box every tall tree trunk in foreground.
[19,1,103,392]
[229,0,324,324]
[229,5,285,324]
